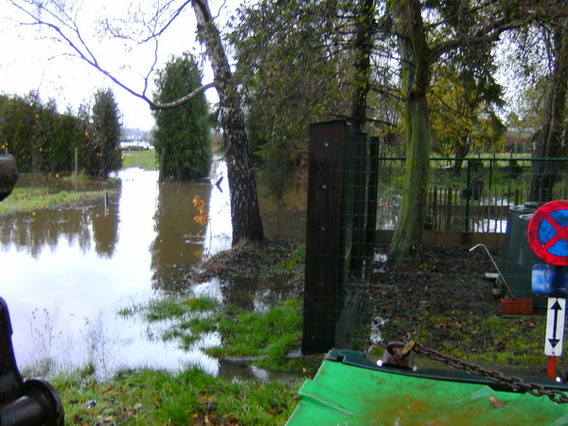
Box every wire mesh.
[302,120,568,355]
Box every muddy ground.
[360,244,502,347]
[196,239,502,340]
[195,239,563,378]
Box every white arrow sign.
[545,297,566,356]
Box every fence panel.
[376,157,568,234]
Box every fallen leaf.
[489,396,506,408]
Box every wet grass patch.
[118,295,221,348]
[211,299,304,371]
[0,187,115,216]
[119,295,309,373]
[52,365,299,425]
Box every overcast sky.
[0,0,244,131]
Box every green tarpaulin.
[288,350,568,425]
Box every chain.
[402,339,568,404]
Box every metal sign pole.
[545,297,566,379]
[548,356,557,380]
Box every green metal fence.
[377,156,568,234]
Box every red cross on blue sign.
[528,200,568,266]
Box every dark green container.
[500,202,547,311]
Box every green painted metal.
[288,350,568,425]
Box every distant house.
[505,123,537,155]
[120,140,153,151]
[505,136,528,154]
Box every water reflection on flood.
[0,159,304,380]
[150,170,230,292]
[0,161,304,376]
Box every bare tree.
[9,0,264,245]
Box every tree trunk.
[349,0,374,126]
[529,24,567,202]
[349,0,375,263]
[389,0,432,260]
[389,94,432,259]
[192,0,264,244]
[452,157,464,175]
[452,140,469,175]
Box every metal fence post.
[464,159,471,233]
[302,120,366,354]
[303,121,346,353]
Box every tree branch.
[8,0,218,114]
[427,5,568,64]
[139,0,193,44]
[149,82,217,110]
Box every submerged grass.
[53,366,299,425]
[62,294,310,424]
[119,295,308,373]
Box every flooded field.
[0,161,305,379]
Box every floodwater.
[0,159,305,379]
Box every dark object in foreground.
[0,155,64,424]
[0,155,18,202]
[0,298,64,425]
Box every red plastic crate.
[500,298,534,315]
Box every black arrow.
[548,300,563,348]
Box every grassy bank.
[0,186,114,216]
[54,366,299,424]
[42,293,309,425]
[374,312,548,367]
[360,244,557,373]
[0,150,156,216]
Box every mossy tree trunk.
[388,0,432,260]
[529,23,568,202]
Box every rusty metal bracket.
[381,341,415,370]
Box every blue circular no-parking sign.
[528,200,568,266]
